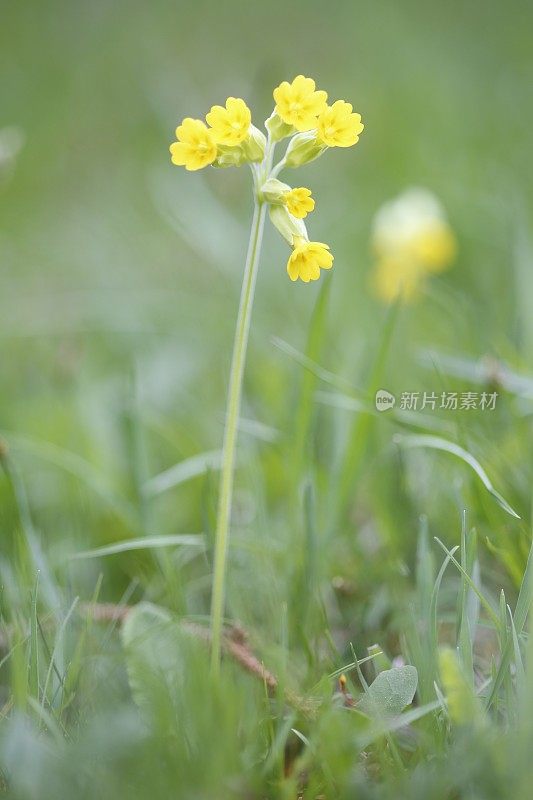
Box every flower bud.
[260,178,290,205]
[212,144,248,168]
[212,125,266,168]
[242,124,266,163]
[269,204,308,246]
[284,131,326,168]
[265,112,295,142]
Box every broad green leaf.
[121,602,200,720]
[358,665,418,718]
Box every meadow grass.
[1,0,533,797]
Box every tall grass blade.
[394,434,520,519]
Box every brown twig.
[78,602,319,714]
[78,602,278,687]
[0,601,318,717]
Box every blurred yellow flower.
[285,187,314,219]
[273,75,328,132]
[169,118,217,171]
[409,224,457,272]
[371,188,457,302]
[372,256,425,303]
[317,100,364,147]
[206,97,251,146]
[287,237,333,282]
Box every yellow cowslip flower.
[285,187,314,219]
[206,97,251,146]
[169,118,217,171]
[170,77,365,286]
[370,188,456,302]
[273,75,328,132]
[317,100,364,148]
[287,237,333,282]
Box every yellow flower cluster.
[169,75,364,282]
[370,188,457,302]
[272,77,363,147]
[169,97,264,171]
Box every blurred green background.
[2,0,533,601]
[2,0,533,604]
[2,0,533,796]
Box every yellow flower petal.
[169,142,190,166]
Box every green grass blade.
[434,537,501,629]
[336,300,401,517]
[144,450,225,497]
[1,431,137,529]
[394,433,520,519]
[70,534,206,560]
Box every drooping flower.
[206,97,252,146]
[273,75,328,132]
[371,188,456,302]
[169,118,218,171]
[285,187,314,219]
[317,100,364,148]
[287,237,333,282]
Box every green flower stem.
[269,158,286,179]
[210,198,267,675]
